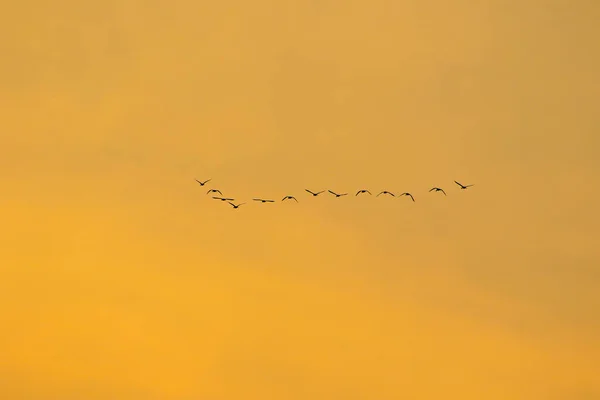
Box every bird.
[328,190,348,197]
[253,198,275,203]
[356,190,371,196]
[377,190,395,197]
[212,196,234,201]
[454,180,474,190]
[305,189,325,196]
[227,201,245,209]
[195,178,211,186]
[400,192,415,202]
[429,187,446,195]
[207,189,222,195]
[282,195,298,202]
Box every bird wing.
[377,192,383,196]
[340,193,347,196]
[466,184,474,187]
[429,188,435,192]
[225,198,234,201]
[282,196,287,201]
[292,197,298,202]
[253,199,261,201]
[328,190,338,196]
[355,191,361,196]
[454,181,464,187]
[266,200,274,202]
[203,179,211,184]
[227,201,235,207]
[409,194,415,201]
[212,196,222,200]
[441,189,446,195]
[316,191,324,195]
[305,189,315,195]
[215,189,222,194]
[366,190,372,194]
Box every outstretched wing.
[227,201,235,207]
[305,189,315,195]
[328,190,338,196]
[454,180,464,187]
[441,189,446,195]
[429,187,435,192]
[366,190,372,195]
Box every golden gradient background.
[1,0,599,398]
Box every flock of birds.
[195,178,475,209]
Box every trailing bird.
[212,196,234,201]
[253,198,275,203]
[207,189,222,195]
[454,181,474,190]
[400,192,415,202]
[195,178,211,186]
[429,187,446,195]
[356,190,372,196]
[227,201,245,209]
[328,190,348,197]
[305,189,325,196]
[282,195,298,202]
[377,191,395,197]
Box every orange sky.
[1,0,599,399]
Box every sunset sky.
[1,0,599,398]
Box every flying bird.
[429,187,446,195]
[212,196,234,201]
[227,201,245,209]
[377,191,395,197]
[356,190,372,196]
[195,178,211,186]
[305,189,325,196]
[400,192,415,202]
[328,190,348,197]
[207,189,222,195]
[253,198,275,203]
[454,181,474,190]
[282,195,298,202]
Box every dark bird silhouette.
[429,187,446,196]
[400,192,415,202]
[282,195,298,202]
[455,181,474,190]
[328,190,348,197]
[356,190,372,196]
[253,198,275,203]
[207,189,222,195]
[377,191,395,197]
[305,189,325,196]
[195,178,211,186]
[227,201,245,209]
[212,196,234,201]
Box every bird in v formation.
[195,178,474,210]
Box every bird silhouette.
[227,201,245,209]
[328,190,348,197]
[305,189,325,196]
[429,187,446,195]
[454,181,474,190]
[195,178,211,186]
[253,198,275,203]
[213,196,234,201]
[356,190,372,196]
[377,191,395,197]
[400,192,415,202]
[207,189,222,195]
[282,195,298,202]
